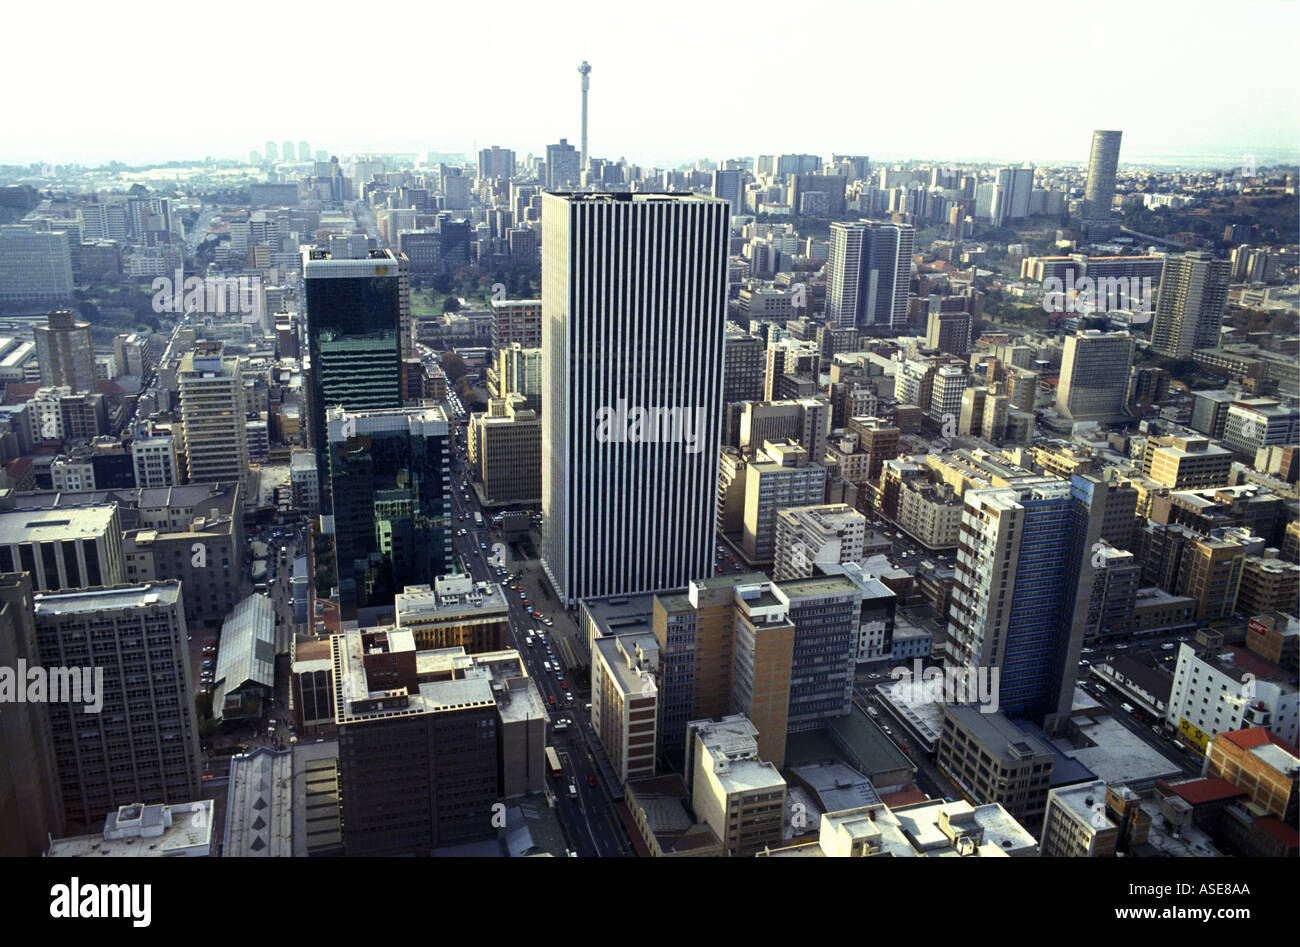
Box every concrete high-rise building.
[131,430,181,488]
[332,627,501,855]
[577,61,592,171]
[741,440,827,566]
[34,309,95,393]
[32,581,201,830]
[0,573,63,854]
[264,140,278,162]
[282,140,295,161]
[925,309,971,356]
[1056,330,1135,422]
[489,344,543,411]
[826,220,915,330]
[490,298,542,350]
[326,406,452,622]
[685,715,786,857]
[591,631,659,784]
[545,139,581,190]
[712,169,744,215]
[541,193,728,607]
[773,504,867,581]
[477,145,516,181]
[929,365,968,425]
[302,247,409,489]
[467,397,541,503]
[0,505,125,591]
[779,574,863,731]
[1150,252,1230,358]
[651,575,795,769]
[299,141,310,162]
[947,478,1092,725]
[178,342,250,485]
[0,226,74,305]
[1080,130,1122,235]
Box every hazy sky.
[5,0,1298,168]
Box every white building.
[1166,642,1299,750]
[540,193,728,607]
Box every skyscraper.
[477,145,516,181]
[282,140,295,161]
[299,140,310,162]
[545,139,581,190]
[540,193,729,607]
[264,140,278,163]
[712,169,744,215]
[178,342,250,485]
[826,220,914,330]
[947,479,1079,724]
[326,405,452,622]
[1080,130,1122,235]
[302,246,410,489]
[31,580,201,831]
[1150,252,1231,358]
[1056,330,1135,422]
[33,309,95,393]
[0,572,63,854]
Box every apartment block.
[772,503,866,580]
[937,705,1056,827]
[591,632,659,784]
[685,715,787,857]
[31,581,201,830]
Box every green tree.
[442,295,461,313]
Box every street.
[445,409,633,856]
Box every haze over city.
[4,0,1298,167]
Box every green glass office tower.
[326,406,452,622]
[303,247,411,502]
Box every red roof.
[1220,726,1299,757]
[1253,817,1300,849]
[1161,777,1247,806]
[880,788,930,808]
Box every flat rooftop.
[33,581,180,615]
[0,504,118,544]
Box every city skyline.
[3,1,1298,167]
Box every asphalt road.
[445,414,633,856]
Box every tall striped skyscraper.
[540,193,729,607]
[826,220,915,331]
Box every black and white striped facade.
[541,193,729,608]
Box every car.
[548,695,556,707]
[543,618,553,626]
[1115,643,1129,650]
[566,692,574,701]
[588,775,598,788]
[1160,642,1175,650]
[543,661,551,671]
[556,673,564,682]
[868,673,880,680]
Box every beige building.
[394,576,510,654]
[591,633,659,784]
[1041,781,1151,857]
[741,440,826,565]
[178,342,249,485]
[685,715,786,857]
[467,396,541,503]
[759,799,1038,857]
[773,503,866,580]
[897,480,963,550]
[1142,434,1233,489]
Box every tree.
[440,351,468,382]
[442,295,461,313]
